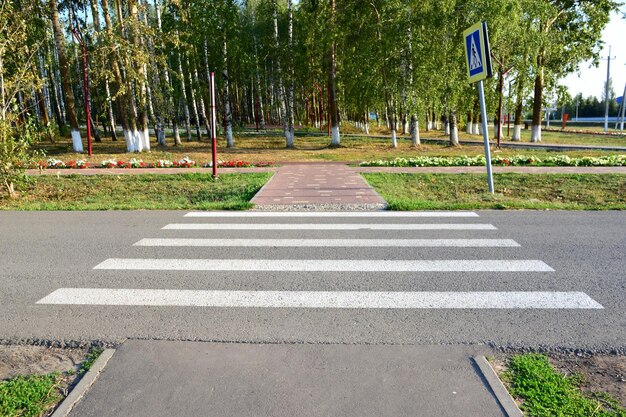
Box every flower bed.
[359,154,626,167]
[33,157,274,170]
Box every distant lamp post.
[602,46,616,133]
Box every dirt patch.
[0,345,87,380]
[492,353,626,409]
[549,354,626,408]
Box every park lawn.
[0,173,272,210]
[362,173,626,210]
[501,354,626,417]
[490,127,626,147]
[33,129,620,166]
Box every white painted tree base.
[512,125,522,141]
[531,125,541,142]
[450,126,459,146]
[466,124,472,134]
[142,128,151,151]
[331,126,340,145]
[391,130,397,148]
[445,122,450,135]
[226,125,234,147]
[285,129,295,147]
[133,129,143,152]
[411,121,420,146]
[472,123,479,135]
[123,130,134,152]
[71,130,83,153]
[364,123,369,135]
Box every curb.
[250,170,277,205]
[473,356,523,417]
[51,348,116,417]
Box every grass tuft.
[504,354,626,417]
[0,373,62,417]
[78,348,104,376]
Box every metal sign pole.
[463,21,494,194]
[619,84,626,130]
[210,72,218,178]
[477,80,494,194]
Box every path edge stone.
[51,348,116,417]
[472,356,523,417]
[250,171,277,205]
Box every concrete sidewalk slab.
[251,163,386,207]
[68,340,505,417]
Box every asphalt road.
[0,210,624,352]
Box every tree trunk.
[254,46,266,129]
[0,51,5,121]
[105,0,135,151]
[449,110,459,146]
[496,66,505,146]
[154,0,169,146]
[176,52,192,142]
[90,0,117,141]
[328,0,340,146]
[186,57,201,140]
[129,0,149,151]
[512,75,524,141]
[50,0,82,152]
[46,52,64,129]
[34,79,52,141]
[410,113,420,146]
[273,0,291,147]
[222,24,234,147]
[531,55,544,142]
[287,0,295,145]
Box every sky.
[561,8,626,100]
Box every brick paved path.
[251,163,386,206]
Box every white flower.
[101,159,117,167]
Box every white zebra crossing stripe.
[93,259,554,272]
[184,212,480,218]
[36,289,603,309]
[162,223,498,231]
[134,238,521,248]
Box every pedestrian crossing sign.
[463,21,493,83]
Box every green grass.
[0,373,63,417]
[504,354,626,417]
[78,349,104,376]
[362,173,626,210]
[0,173,272,210]
[32,125,623,166]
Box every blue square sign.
[463,21,492,83]
[466,30,484,77]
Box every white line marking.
[93,259,553,272]
[134,238,521,248]
[37,289,603,309]
[185,212,480,218]
[162,223,497,231]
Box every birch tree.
[49,0,83,152]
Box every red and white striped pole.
[210,72,218,178]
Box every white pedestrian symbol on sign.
[469,35,481,70]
